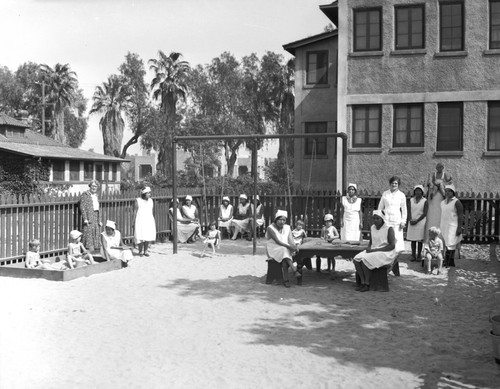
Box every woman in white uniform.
[133,186,157,257]
[440,184,463,267]
[340,183,363,241]
[377,176,407,253]
[407,185,428,262]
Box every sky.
[1,0,332,155]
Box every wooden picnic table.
[294,238,369,264]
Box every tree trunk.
[224,140,242,177]
[53,109,66,144]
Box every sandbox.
[0,256,123,281]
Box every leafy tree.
[40,63,78,144]
[0,66,22,115]
[64,89,88,148]
[90,75,130,157]
[118,52,149,158]
[149,51,190,176]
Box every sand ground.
[1,239,500,389]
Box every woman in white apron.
[440,184,463,267]
[218,196,233,238]
[340,183,363,241]
[377,176,407,252]
[407,185,428,261]
[426,163,452,241]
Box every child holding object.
[316,213,340,273]
[202,221,221,256]
[424,227,444,275]
[68,230,96,268]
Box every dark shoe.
[410,256,417,262]
[354,284,363,291]
[359,285,370,292]
[283,280,291,288]
[144,252,150,257]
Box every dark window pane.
[440,2,464,51]
[488,102,500,151]
[354,8,381,51]
[437,103,463,151]
[352,105,381,147]
[306,51,328,84]
[69,160,80,181]
[305,122,328,156]
[396,5,425,49]
[490,1,500,49]
[393,104,424,147]
[52,160,65,181]
[84,162,93,180]
[112,164,117,182]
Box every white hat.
[141,186,151,194]
[347,183,357,191]
[445,184,456,195]
[275,210,288,220]
[105,220,116,230]
[254,194,260,201]
[185,195,193,201]
[239,194,248,200]
[324,213,334,221]
[414,185,425,193]
[222,196,230,202]
[372,210,385,219]
[69,230,83,240]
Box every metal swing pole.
[172,139,178,254]
[252,139,258,255]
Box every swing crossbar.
[171,133,348,254]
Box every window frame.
[304,122,328,156]
[490,0,500,49]
[395,4,425,50]
[306,51,329,85]
[488,101,500,151]
[437,102,463,152]
[353,7,383,52]
[69,160,80,181]
[393,104,424,148]
[84,162,94,181]
[439,1,465,52]
[352,105,382,148]
[52,160,65,182]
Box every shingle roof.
[0,128,127,163]
[283,30,338,55]
[0,113,30,128]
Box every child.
[424,226,444,275]
[68,230,95,268]
[202,221,221,256]
[291,219,307,246]
[25,239,67,270]
[317,213,340,273]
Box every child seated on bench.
[291,219,307,246]
[68,230,96,268]
[424,227,444,275]
[353,210,397,292]
[202,221,221,256]
[316,213,339,273]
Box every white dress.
[440,197,462,250]
[341,196,362,241]
[353,224,398,270]
[266,224,293,263]
[100,230,133,262]
[134,198,157,243]
[218,204,233,229]
[426,172,450,241]
[170,208,199,243]
[378,190,407,252]
[406,197,427,241]
[231,203,251,233]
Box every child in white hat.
[68,230,96,268]
[317,213,339,273]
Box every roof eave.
[283,30,338,56]
[320,1,339,27]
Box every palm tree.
[148,51,190,175]
[90,75,130,157]
[40,63,78,144]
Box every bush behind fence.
[1,187,498,262]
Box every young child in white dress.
[202,221,221,256]
[25,239,68,270]
[291,220,307,246]
[424,226,444,275]
[317,213,340,273]
[67,230,95,268]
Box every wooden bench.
[265,259,284,285]
[355,258,400,292]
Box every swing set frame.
[171,132,348,255]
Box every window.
[95,164,103,182]
[352,106,381,147]
[490,0,500,49]
[395,5,425,50]
[393,104,424,147]
[104,163,110,181]
[111,164,117,182]
[305,122,327,156]
[52,160,65,182]
[69,161,80,181]
[139,164,153,179]
[440,2,464,51]
[437,102,463,151]
[238,166,249,176]
[488,102,500,151]
[84,162,93,180]
[353,8,382,51]
[306,51,328,84]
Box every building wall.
[338,0,500,193]
[293,37,339,189]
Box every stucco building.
[284,30,340,189]
[286,0,500,193]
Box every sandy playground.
[1,239,500,389]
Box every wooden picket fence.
[0,187,498,264]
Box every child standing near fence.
[291,219,307,246]
[316,214,340,273]
[68,230,96,268]
[202,221,222,256]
